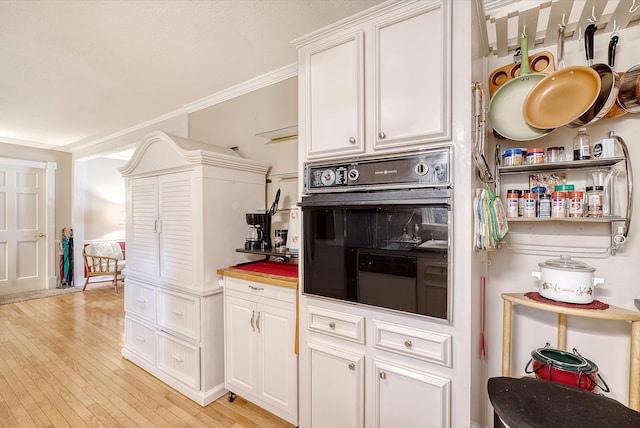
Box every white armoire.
[119,131,269,406]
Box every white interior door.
[0,164,47,295]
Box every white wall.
[485,24,640,409]
[83,157,126,242]
[188,77,298,242]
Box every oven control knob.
[348,168,360,182]
[415,162,429,176]
[320,169,336,186]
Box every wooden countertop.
[217,264,298,290]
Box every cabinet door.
[258,302,297,415]
[128,176,160,276]
[372,1,451,150]
[303,31,365,159]
[225,296,257,394]
[373,360,450,428]
[158,172,194,283]
[307,341,364,428]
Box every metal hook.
[611,19,620,38]
[587,5,596,23]
[522,24,526,37]
[631,0,639,13]
[561,13,566,27]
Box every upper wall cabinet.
[294,0,451,161]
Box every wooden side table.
[501,292,640,411]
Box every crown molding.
[183,63,297,113]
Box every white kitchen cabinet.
[300,300,452,428]
[373,360,450,428]
[303,31,364,159]
[222,276,298,425]
[306,341,365,428]
[120,131,269,406]
[295,0,451,160]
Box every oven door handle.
[300,189,452,208]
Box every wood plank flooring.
[0,285,295,428]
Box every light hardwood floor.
[0,284,295,428]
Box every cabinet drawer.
[224,277,296,304]
[125,280,156,322]
[307,306,365,344]
[373,320,451,367]
[125,316,156,364]
[156,289,201,341]
[157,332,201,390]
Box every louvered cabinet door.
[158,172,194,284]
[128,176,160,276]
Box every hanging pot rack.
[483,0,640,57]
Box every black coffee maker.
[244,189,280,250]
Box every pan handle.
[608,35,619,68]
[519,34,531,75]
[584,23,598,65]
[557,25,565,70]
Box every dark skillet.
[568,24,620,127]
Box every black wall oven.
[300,148,452,320]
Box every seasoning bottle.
[546,146,563,163]
[531,186,547,217]
[506,190,520,217]
[555,184,575,216]
[518,190,526,217]
[551,191,566,218]
[539,194,552,218]
[586,185,604,218]
[523,192,537,218]
[573,128,591,160]
[568,191,584,218]
[503,149,523,166]
[527,147,545,165]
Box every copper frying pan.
[488,34,553,141]
[568,24,620,127]
[523,26,601,129]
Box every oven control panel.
[304,148,451,192]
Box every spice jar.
[503,149,524,166]
[551,191,566,218]
[568,191,584,218]
[526,147,545,165]
[555,184,575,216]
[506,190,520,218]
[539,194,552,218]
[531,186,547,216]
[546,146,564,163]
[586,186,604,218]
[523,192,537,218]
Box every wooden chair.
[82,242,125,293]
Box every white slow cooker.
[531,255,604,304]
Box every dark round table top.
[488,377,640,428]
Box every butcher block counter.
[216,260,298,289]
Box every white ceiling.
[0,0,384,152]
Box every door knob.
[34,233,46,238]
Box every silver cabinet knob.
[378,131,386,140]
[329,322,336,329]
[379,371,387,379]
[348,363,356,371]
[404,340,413,349]
[348,137,356,144]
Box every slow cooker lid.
[539,255,596,273]
[531,347,592,372]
